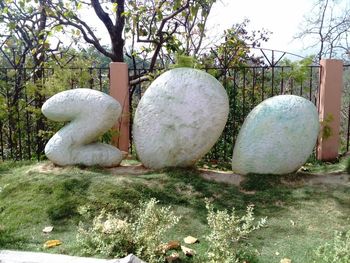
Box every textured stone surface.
[0,250,145,263]
[42,88,123,167]
[232,95,319,175]
[133,68,229,169]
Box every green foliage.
[77,197,265,262]
[172,54,198,68]
[46,177,91,222]
[199,19,270,69]
[313,230,350,263]
[320,114,334,140]
[346,158,350,174]
[100,128,119,144]
[205,200,267,263]
[47,200,78,221]
[0,47,111,160]
[281,56,315,84]
[125,0,217,68]
[77,198,180,262]
[1,162,349,262]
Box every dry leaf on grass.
[44,239,62,248]
[183,235,198,244]
[159,240,181,253]
[42,226,54,233]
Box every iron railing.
[1,64,350,165]
[0,67,109,161]
[343,64,350,152]
[128,65,321,163]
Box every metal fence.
[342,64,350,152]
[128,65,321,163]
[1,64,349,164]
[0,67,109,161]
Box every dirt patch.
[107,164,153,175]
[199,169,350,187]
[292,172,350,187]
[26,162,350,187]
[26,161,153,176]
[25,162,66,174]
[198,168,244,186]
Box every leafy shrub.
[77,198,180,262]
[313,230,350,263]
[205,200,267,263]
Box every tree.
[0,0,77,159]
[0,0,52,159]
[199,19,270,70]
[296,0,350,61]
[44,0,216,71]
[0,0,67,69]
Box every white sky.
[80,0,315,60]
[206,0,314,57]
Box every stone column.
[109,62,130,153]
[317,59,343,161]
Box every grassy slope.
[0,161,349,263]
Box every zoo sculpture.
[133,68,230,169]
[42,71,319,173]
[231,95,320,175]
[42,88,123,167]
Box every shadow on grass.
[0,228,27,249]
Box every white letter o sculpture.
[42,88,123,167]
[133,68,229,169]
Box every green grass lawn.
[0,160,349,263]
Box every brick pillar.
[317,59,343,161]
[109,62,130,153]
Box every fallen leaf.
[42,226,54,233]
[44,239,62,248]
[280,258,292,263]
[181,245,196,256]
[184,236,198,244]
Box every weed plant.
[313,230,350,263]
[77,198,266,262]
[77,198,180,263]
[205,200,267,263]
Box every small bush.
[313,230,350,263]
[77,198,180,262]
[205,200,267,263]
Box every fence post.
[317,59,343,161]
[109,62,130,153]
